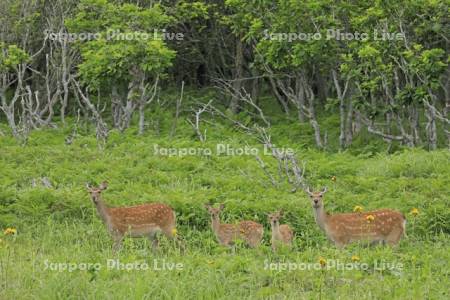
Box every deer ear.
[99,181,108,190]
[86,183,92,190]
[321,186,328,194]
[278,210,284,217]
[204,203,211,210]
[219,203,225,210]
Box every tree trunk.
[332,70,349,150]
[138,102,145,135]
[443,80,450,149]
[345,99,354,145]
[111,86,121,128]
[339,95,346,149]
[305,84,323,148]
[426,100,437,150]
[268,76,290,115]
[0,91,18,137]
[60,39,69,125]
[230,36,244,114]
[251,79,259,106]
[410,104,421,145]
[295,75,306,122]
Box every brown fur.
[87,182,176,252]
[306,187,406,248]
[205,204,263,248]
[268,210,294,251]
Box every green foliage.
[66,0,175,88]
[0,109,449,299]
[0,0,449,298]
[0,124,448,234]
[0,43,29,73]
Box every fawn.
[306,187,406,248]
[86,181,177,252]
[205,204,263,248]
[268,210,294,251]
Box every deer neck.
[271,223,282,240]
[94,198,112,227]
[211,216,221,235]
[313,205,328,232]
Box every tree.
[66,0,175,134]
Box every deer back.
[109,203,175,233]
[327,209,405,239]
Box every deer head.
[86,181,108,204]
[204,203,225,219]
[267,210,283,227]
[306,186,327,209]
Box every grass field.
[0,121,449,299]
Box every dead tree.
[45,0,79,125]
[187,100,213,142]
[264,65,325,149]
[332,69,352,150]
[254,127,307,192]
[214,78,270,128]
[72,77,109,147]
[170,81,185,138]
[0,39,48,140]
[138,75,159,135]
[211,81,307,191]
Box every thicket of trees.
[0,0,448,149]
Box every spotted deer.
[86,182,177,252]
[306,187,406,248]
[205,204,263,248]
[268,210,294,251]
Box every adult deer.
[86,182,177,252]
[205,204,263,248]
[268,210,294,251]
[305,187,406,248]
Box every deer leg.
[386,228,403,247]
[334,241,346,249]
[162,227,175,240]
[145,231,158,252]
[248,239,259,248]
[231,243,236,254]
[271,242,278,252]
[112,234,124,253]
[161,226,187,253]
[219,237,230,247]
[386,239,399,247]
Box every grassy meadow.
[0,114,449,299]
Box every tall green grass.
[0,121,449,299]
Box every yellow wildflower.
[351,255,360,262]
[318,257,327,268]
[171,228,178,236]
[331,176,337,182]
[410,208,419,216]
[366,215,375,223]
[353,206,363,213]
[3,228,17,235]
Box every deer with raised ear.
[204,203,264,248]
[268,210,294,251]
[305,187,406,248]
[86,181,177,252]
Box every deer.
[267,210,294,251]
[86,181,177,252]
[305,187,406,248]
[204,203,263,248]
